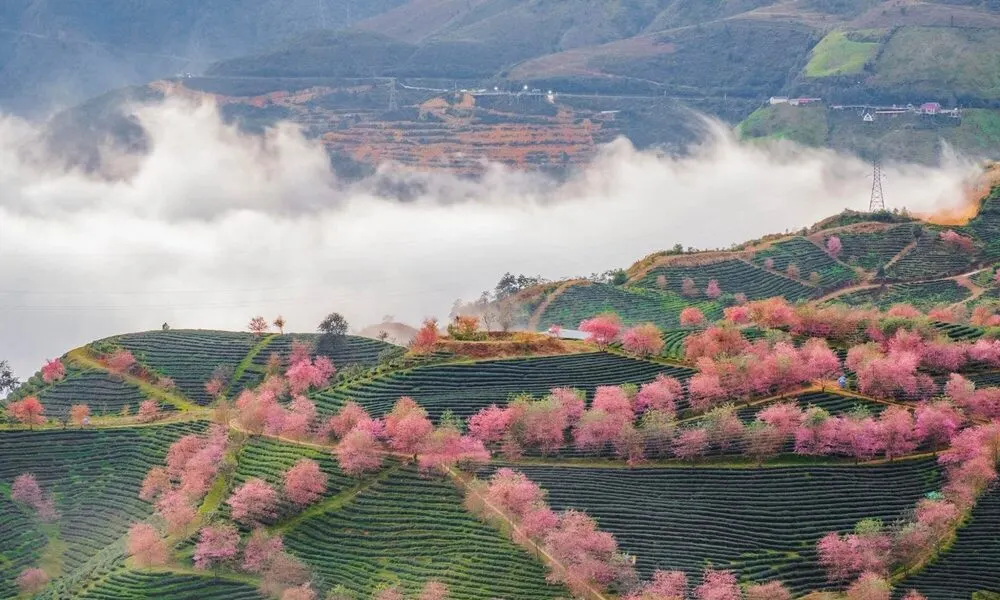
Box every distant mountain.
[0,0,406,115]
[31,0,1000,169]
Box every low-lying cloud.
[0,98,978,378]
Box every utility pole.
[869,153,886,212]
[387,78,398,112]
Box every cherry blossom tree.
[914,401,963,450]
[579,313,623,347]
[744,422,784,464]
[681,278,699,297]
[757,402,803,437]
[684,326,750,361]
[687,371,726,412]
[900,591,927,600]
[335,428,384,476]
[283,458,328,507]
[656,274,668,289]
[412,319,440,353]
[846,572,891,600]
[634,374,683,415]
[374,587,406,600]
[694,569,740,600]
[673,428,710,460]
[227,478,279,525]
[242,528,284,573]
[786,263,801,279]
[419,580,450,600]
[624,570,687,600]
[939,229,974,252]
[746,580,791,600]
[705,405,744,452]
[485,468,548,519]
[127,523,168,567]
[138,400,161,423]
[723,305,750,325]
[106,349,136,375]
[139,466,171,502]
[326,401,372,441]
[157,490,197,535]
[193,524,240,570]
[70,404,90,426]
[679,307,706,328]
[748,297,796,329]
[41,358,66,383]
[887,304,922,319]
[417,427,490,473]
[467,404,511,443]
[878,406,919,460]
[816,520,892,582]
[205,377,225,398]
[969,338,1000,367]
[764,257,776,270]
[386,397,433,455]
[281,584,317,600]
[705,279,722,299]
[261,552,311,595]
[622,323,665,357]
[249,316,270,336]
[8,396,45,428]
[826,236,843,258]
[543,509,629,596]
[280,396,318,439]
[17,568,50,594]
[12,473,44,507]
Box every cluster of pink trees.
[225,458,328,526]
[16,567,50,594]
[188,524,313,595]
[472,468,633,596]
[6,395,45,428]
[687,338,840,411]
[328,397,489,477]
[106,349,137,375]
[625,568,781,600]
[139,425,228,534]
[11,473,58,521]
[945,374,1000,419]
[127,522,169,567]
[939,229,975,252]
[815,421,1000,595]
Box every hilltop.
[4,184,1000,598]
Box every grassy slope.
[804,30,880,78]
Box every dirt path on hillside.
[883,240,918,271]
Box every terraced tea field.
[634,259,816,302]
[836,225,915,270]
[231,334,399,395]
[110,330,259,405]
[0,422,208,573]
[507,459,940,595]
[832,280,971,310]
[77,570,266,600]
[732,391,888,422]
[232,437,356,522]
[753,237,856,289]
[7,366,158,418]
[885,235,976,281]
[0,496,48,598]
[312,352,694,419]
[284,465,563,599]
[932,321,986,341]
[536,283,722,331]
[897,489,1000,599]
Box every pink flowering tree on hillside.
[283,458,328,507]
[385,396,433,455]
[127,523,168,567]
[8,396,45,428]
[679,307,705,328]
[705,279,722,299]
[622,323,665,357]
[193,524,239,571]
[579,313,622,348]
[826,236,843,258]
[335,428,384,476]
[242,529,284,573]
[17,568,50,594]
[106,349,136,375]
[226,478,279,525]
[694,569,741,600]
[41,358,66,383]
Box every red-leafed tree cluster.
[41,358,66,384]
[6,395,45,428]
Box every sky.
[0,97,979,378]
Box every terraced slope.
[836,225,916,270]
[931,321,986,341]
[7,365,158,418]
[313,352,694,419]
[732,391,888,423]
[77,570,266,600]
[753,237,856,289]
[897,489,1000,599]
[634,260,816,302]
[284,465,563,599]
[536,283,723,331]
[232,334,399,395]
[885,234,976,281]
[833,280,970,310]
[232,437,355,522]
[510,459,940,595]
[0,496,48,598]
[110,330,259,405]
[0,422,208,574]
